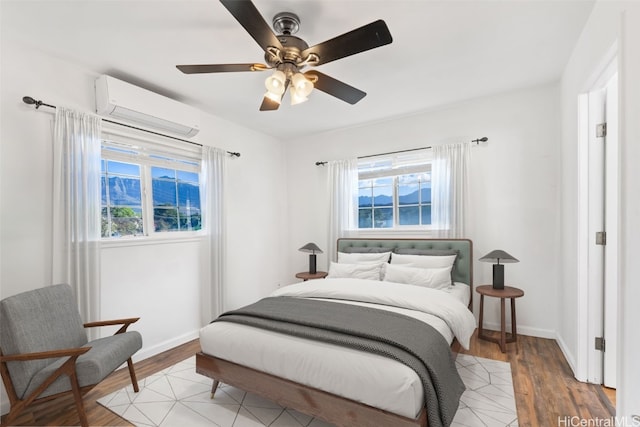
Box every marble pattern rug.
[98,354,518,426]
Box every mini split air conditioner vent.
[95,75,200,137]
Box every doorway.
[577,54,618,389]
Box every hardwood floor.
[2,332,614,426]
[458,330,615,427]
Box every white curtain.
[200,146,227,324]
[52,107,103,325]
[431,142,471,238]
[327,159,358,265]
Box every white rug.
[98,354,518,427]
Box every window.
[151,166,201,232]
[101,134,201,238]
[357,152,431,229]
[101,158,144,237]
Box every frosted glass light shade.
[291,72,313,97]
[264,70,286,95]
[290,87,309,105]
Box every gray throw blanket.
[214,296,465,427]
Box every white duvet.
[200,278,476,418]
[271,278,476,349]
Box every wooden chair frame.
[0,317,140,427]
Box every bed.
[197,238,475,427]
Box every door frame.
[576,43,618,385]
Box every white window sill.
[100,233,205,248]
[350,228,435,238]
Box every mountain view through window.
[101,159,201,238]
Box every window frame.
[100,129,204,241]
[357,151,433,231]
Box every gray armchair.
[0,284,142,427]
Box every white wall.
[559,0,640,418]
[284,83,562,338]
[558,0,623,381]
[0,36,289,408]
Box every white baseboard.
[132,329,200,363]
[480,321,556,339]
[555,332,579,379]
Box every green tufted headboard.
[337,238,473,290]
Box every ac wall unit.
[95,75,200,137]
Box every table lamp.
[299,243,323,274]
[479,249,519,289]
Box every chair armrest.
[84,317,140,334]
[0,347,90,362]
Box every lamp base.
[492,264,504,289]
[309,254,317,274]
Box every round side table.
[295,271,328,281]
[476,285,525,353]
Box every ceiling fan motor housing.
[265,12,311,69]
[265,34,309,68]
[272,12,300,35]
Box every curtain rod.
[314,137,487,166]
[21,96,241,158]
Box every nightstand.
[476,285,525,353]
[295,271,328,281]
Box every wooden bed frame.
[196,238,473,427]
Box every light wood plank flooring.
[2,332,614,426]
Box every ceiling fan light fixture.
[264,70,286,94]
[290,87,309,105]
[291,72,313,97]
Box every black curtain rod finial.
[315,161,327,166]
[472,136,488,144]
[22,96,55,110]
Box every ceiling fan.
[176,0,393,111]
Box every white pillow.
[383,263,453,290]
[327,262,382,281]
[338,251,391,264]
[390,253,456,269]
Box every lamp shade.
[479,250,519,264]
[299,243,323,254]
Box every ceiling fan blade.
[302,20,392,66]
[305,71,366,105]
[220,0,283,53]
[259,96,281,111]
[176,64,268,74]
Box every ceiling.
[2,0,595,140]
